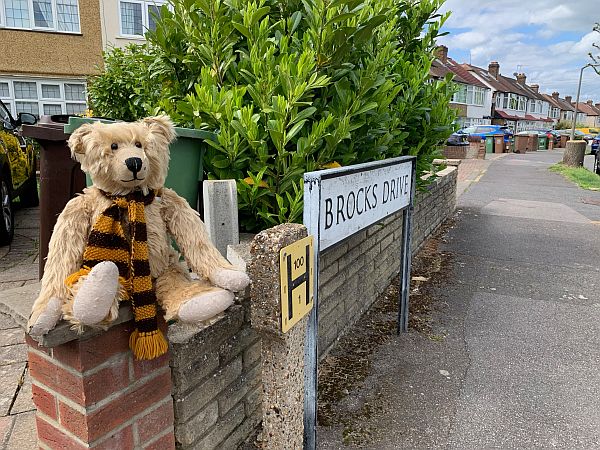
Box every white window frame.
[0,0,81,33]
[118,0,165,38]
[0,76,86,118]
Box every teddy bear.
[28,115,250,360]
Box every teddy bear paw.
[209,269,250,292]
[178,289,234,323]
[72,261,120,326]
[28,297,63,338]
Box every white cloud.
[438,0,600,99]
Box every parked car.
[556,129,591,143]
[446,131,469,146]
[591,133,600,156]
[457,125,513,143]
[0,99,39,245]
[516,129,560,146]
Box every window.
[119,0,164,37]
[507,93,518,110]
[1,0,80,32]
[41,84,60,99]
[33,0,53,27]
[5,0,30,28]
[474,87,485,106]
[464,86,485,106]
[0,77,86,118]
[0,82,9,98]
[518,96,526,112]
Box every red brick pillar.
[27,321,175,449]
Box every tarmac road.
[319,150,600,449]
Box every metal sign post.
[302,156,416,449]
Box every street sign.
[302,156,416,449]
[279,236,314,333]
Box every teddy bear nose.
[125,157,143,174]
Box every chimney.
[565,95,572,104]
[488,61,500,79]
[552,92,559,100]
[530,84,539,93]
[587,99,593,105]
[435,45,448,63]
[516,73,527,86]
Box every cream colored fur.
[28,116,249,337]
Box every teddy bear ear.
[142,115,176,144]
[67,123,94,155]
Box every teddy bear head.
[67,116,176,195]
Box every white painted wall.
[100,0,149,49]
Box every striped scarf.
[66,189,168,360]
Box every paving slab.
[449,292,600,449]
[6,411,36,450]
[0,363,24,416]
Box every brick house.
[574,100,600,128]
[0,0,103,117]
[463,61,553,132]
[432,46,493,128]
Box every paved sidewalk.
[319,150,600,448]
[456,153,508,197]
[0,207,39,449]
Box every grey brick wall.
[318,167,457,356]
[170,298,262,449]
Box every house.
[432,46,493,128]
[0,0,103,117]
[463,61,553,132]
[573,100,600,128]
[100,0,165,48]
[542,92,562,126]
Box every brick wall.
[169,299,262,449]
[318,167,457,356]
[27,321,175,449]
[443,145,479,159]
[26,166,457,450]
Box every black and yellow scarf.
[66,189,168,360]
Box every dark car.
[0,99,39,245]
[446,131,469,146]
[592,133,600,156]
[458,125,513,143]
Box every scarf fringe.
[129,329,169,360]
[65,267,91,288]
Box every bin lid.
[21,123,69,141]
[63,116,217,141]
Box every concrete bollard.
[248,224,308,449]
[562,140,587,167]
[203,180,239,256]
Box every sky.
[437,0,600,101]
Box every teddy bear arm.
[161,189,234,278]
[29,195,91,332]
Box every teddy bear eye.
[111,143,118,150]
[135,142,142,148]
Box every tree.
[590,22,600,75]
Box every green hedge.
[88,0,456,232]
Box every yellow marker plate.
[279,236,314,333]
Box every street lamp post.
[570,63,599,140]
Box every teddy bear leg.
[156,264,234,323]
[68,261,121,326]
